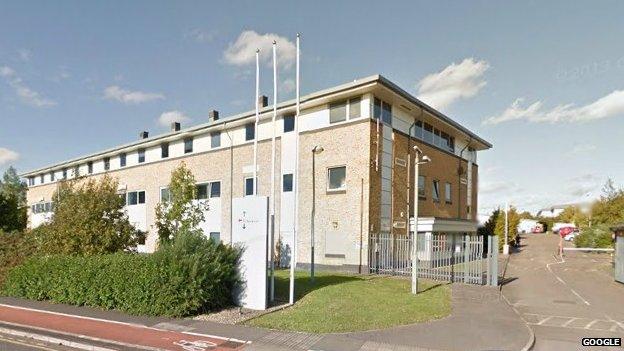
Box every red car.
[558,226,575,237]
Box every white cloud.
[483,90,624,125]
[416,58,490,110]
[0,148,19,165]
[17,49,31,62]
[0,65,57,107]
[568,143,597,156]
[103,85,164,104]
[158,110,191,127]
[223,30,296,70]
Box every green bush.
[3,231,241,317]
[574,224,614,249]
[0,230,37,285]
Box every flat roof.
[21,74,491,177]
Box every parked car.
[559,226,577,241]
[553,222,576,234]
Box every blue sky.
[1,0,623,216]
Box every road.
[503,233,624,350]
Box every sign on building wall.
[231,196,269,310]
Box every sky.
[1,0,623,218]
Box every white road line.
[0,303,249,344]
[584,320,599,330]
[562,317,579,327]
[605,314,624,333]
[0,325,118,351]
[537,316,553,326]
[545,258,591,306]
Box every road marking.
[536,316,553,325]
[584,320,598,330]
[0,325,117,351]
[0,304,249,344]
[545,258,591,306]
[562,317,579,327]
[605,314,624,332]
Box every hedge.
[2,232,241,317]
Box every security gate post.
[411,231,418,294]
[490,236,499,286]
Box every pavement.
[501,232,624,350]
[0,273,532,351]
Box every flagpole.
[289,33,300,305]
[269,40,277,302]
[253,49,260,196]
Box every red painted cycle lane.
[0,304,247,351]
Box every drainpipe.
[407,120,416,237]
[458,137,472,221]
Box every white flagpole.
[253,49,260,196]
[269,40,277,302]
[289,33,300,305]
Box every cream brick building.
[23,75,491,272]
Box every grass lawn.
[245,269,451,333]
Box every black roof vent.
[258,95,268,108]
[209,110,219,121]
[171,122,181,131]
[139,131,149,139]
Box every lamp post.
[503,202,509,255]
[412,146,431,294]
[311,145,324,282]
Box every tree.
[557,205,588,227]
[494,206,521,251]
[591,179,624,226]
[35,175,137,255]
[155,162,208,246]
[478,208,500,237]
[0,167,27,231]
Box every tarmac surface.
[502,233,624,350]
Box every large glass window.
[126,191,145,206]
[209,232,221,242]
[373,97,382,120]
[445,182,452,204]
[138,149,145,163]
[424,123,434,144]
[184,137,193,153]
[432,180,440,202]
[381,101,392,124]
[327,166,346,191]
[104,157,110,170]
[348,97,361,119]
[161,142,169,158]
[88,161,93,174]
[50,172,55,181]
[282,173,293,192]
[160,187,170,203]
[434,129,442,147]
[196,184,209,200]
[245,123,255,141]
[211,131,221,148]
[283,115,295,133]
[329,101,347,124]
[415,120,423,139]
[210,182,221,198]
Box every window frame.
[283,114,295,133]
[418,175,426,199]
[244,176,257,196]
[103,157,110,171]
[445,182,452,204]
[119,153,127,167]
[138,149,146,163]
[327,165,347,192]
[87,161,93,174]
[282,173,293,192]
[432,180,440,203]
[210,131,221,148]
[329,100,347,124]
[184,137,193,154]
[161,142,169,158]
[245,123,255,141]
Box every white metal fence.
[368,232,498,285]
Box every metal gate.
[368,232,498,286]
[616,236,624,284]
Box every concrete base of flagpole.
[503,244,510,255]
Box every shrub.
[0,230,37,285]
[574,224,614,249]
[3,231,241,317]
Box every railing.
[369,232,492,285]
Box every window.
[184,137,193,153]
[28,177,34,186]
[104,157,110,170]
[62,168,67,179]
[418,175,426,198]
[40,174,44,184]
[445,182,452,204]
[415,120,423,139]
[282,174,293,192]
[434,129,442,147]
[440,132,450,152]
[329,101,347,124]
[348,97,361,119]
[373,98,382,120]
[244,177,256,196]
[424,123,434,144]
[283,114,295,133]
[161,143,169,158]
[245,123,255,141]
[160,187,170,203]
[50,172,55,181]
[210,131,221,148]
[196,184,209,200]
[381,101,392,124]
[119,153,127,167]
[327,166,346,191]
[138,149,145,163]
[209,232,221,242]
[73,166,80,177]
[125,191,145,206]
[432,180,440,202]
[210,182,221,198]
[88,161,93,174]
